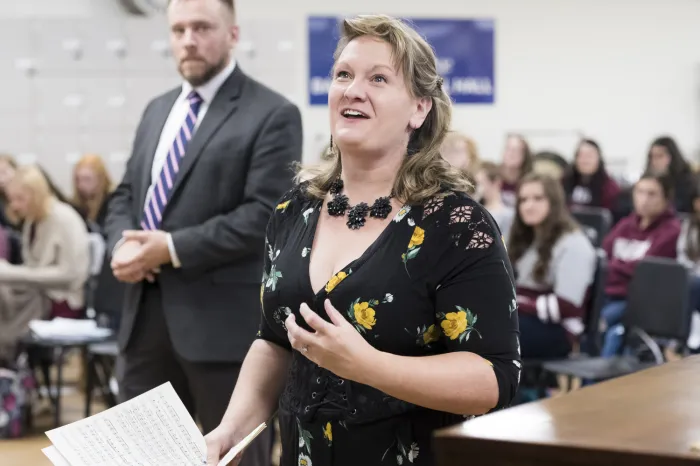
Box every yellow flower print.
[437,306,481,343]
[405,323,440,347]
[408,226,425,249]
[347,295,391,334]
[353,302,376,330]
[323,422,332,444]
[298,454,311,466]
[402,225,425,266]
[325,271,348,293]
[260,283,264,305]
[423,324,440,345]
[441,311,468,340]
[276,200,290,211]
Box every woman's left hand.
[286,299,376,382]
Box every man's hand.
[111,239,149,283]
[111,231,171,283]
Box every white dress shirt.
[117,59,237,268]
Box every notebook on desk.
[41,382,266,466]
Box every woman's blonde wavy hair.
[296,15,474,204]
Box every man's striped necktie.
[141,90,203,231]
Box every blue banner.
[308,16,495,105]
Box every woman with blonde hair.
[206,15,520,466]
[0,165,90,351]
[72,153,113,229]
[441,130,481,175]
[0,154,19,228]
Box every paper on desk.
[29,318,112,340]
[45,382,206,466]
[42,445,72,466]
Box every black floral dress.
[258,183,521,466]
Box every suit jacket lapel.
[138,89,180,211]
[165,67,245,212]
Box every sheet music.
[45,382,206,466]
[42,446,72,466]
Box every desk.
[434,356,700,466]
[21,334,113,427]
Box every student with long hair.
[645,135,695,213]
[475,161,514,240]
[0,166,90,358]
[600,172,681,357]
[499,133,533,207]
[0,154,19,228]
[508,173,596,359]
[441,131,481,176]
[562,139,620,210]
[72,154,114,229]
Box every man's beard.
[180,56,228,87]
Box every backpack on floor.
[0,352,35,438]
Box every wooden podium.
[434,356,700,466]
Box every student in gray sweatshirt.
[508,173,597,359]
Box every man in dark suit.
[104,1,302,464]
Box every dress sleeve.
[430,198,521,410]
[256,195,293,351]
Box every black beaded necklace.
[326,178,393,230]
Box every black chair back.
[581,249,608,356]
[625,257,692,342]
[571,206,613,247]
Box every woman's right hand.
[204,423,239,466]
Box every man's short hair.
[168,0,235,14]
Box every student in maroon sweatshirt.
[509,173,597,359]
[500,133,533,208]
[562,139,621,211]
[599,171,681,357]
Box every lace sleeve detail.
[423,192,521,410]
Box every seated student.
[72,154,114,233]
[499,133,533,207]
[508,173,596,359]
[645,135,696,214]
[0,165,90,321]
[562,139,621,211]
[441,130,481,176]
[475,161,514,240]
[600,171,681,357]
[676,185,700,352]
